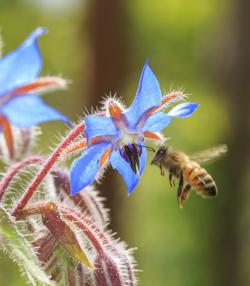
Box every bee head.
[150,145,168,165]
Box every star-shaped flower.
[70,61,198,195]
[0,27,70,157]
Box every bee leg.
[169,173,175,187]
[177,173,184,208]
[169,172,173,187]
[180,184,191,208]
[169,169,176,187]
[160,164,165,176]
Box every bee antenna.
[140,145,156,152]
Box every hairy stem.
[59,206,123,286]
[59,205,105,256]
[61,206,136,285]
[20,202,106,255]
[0,155,43,202]
[11,122,85,217]
[52,169,108,227]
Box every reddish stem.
[51,169,107,226]
[21,202,125,285]
[61,206,135,285]
[67,265,76,286]
[32,234,57,263]
[59,205,105,256]
[11,122,85,217]
[60,206,123,285]
[0,155,43,202]
[20,202,105,255]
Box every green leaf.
[0,206,55,286]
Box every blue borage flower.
[0,27,70,156]
[70,61,198,195]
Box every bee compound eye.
[157,148,166,155]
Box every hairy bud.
[0,121,138,285]
[0,126,41,163]
[51,169,109,227]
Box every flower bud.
[51,169,109,227]
[0,126,41,163]
[41,202,94,269]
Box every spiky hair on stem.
[50,168,110,228]
[0,126,42,164]
[0,153,138,285]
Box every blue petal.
[110,145,146,195]
[167,102,198,118]
[70,142,111,195]
[2,94,70,127]
[0,28,47,97]
[142,112,172,132]
[85,114,118,143]
[125,61,162,128]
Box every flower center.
[119,143,142,175]
[110,111,144,174]
[117,124,144,146]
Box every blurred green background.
[0,0,249,285]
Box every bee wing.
[190,144,228,164]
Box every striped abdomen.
[182,161,217,197]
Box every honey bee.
[151,144,228,208]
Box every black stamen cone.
[119,144,141,174]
